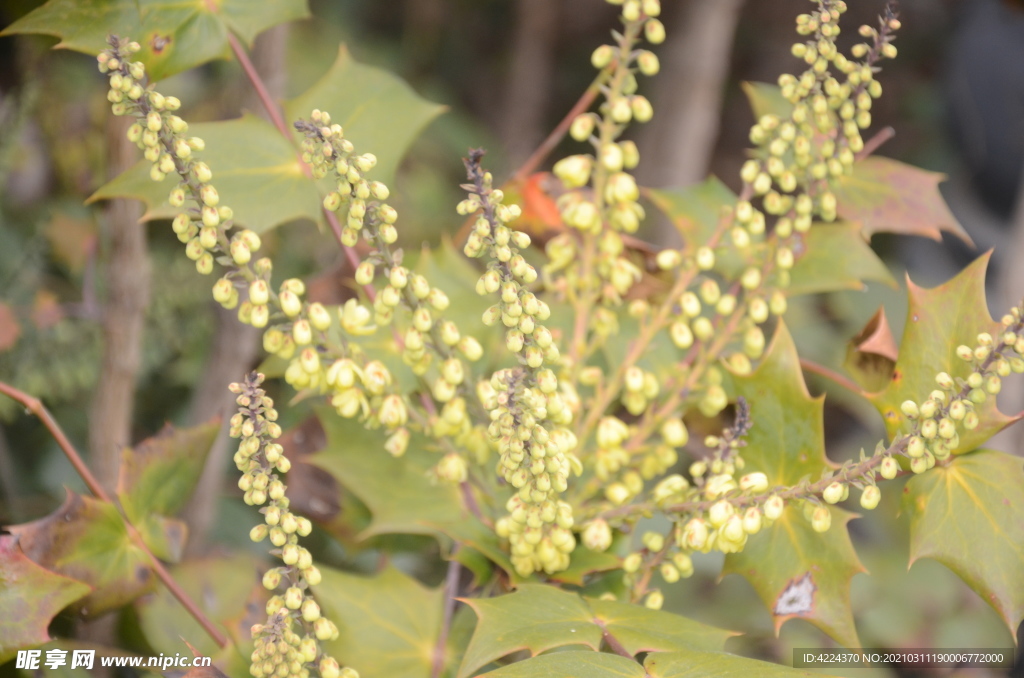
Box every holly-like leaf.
[117,421,219,557]
[89,115,321,233]
[284,45,446,188]
[458,586,732,678]
[477,651,645,678]
[7,490,175,615]
[458,586,602,678]
[315,566,443,678]
[644,650,833,678]
[309,408,466,539]
[588,599,735,656]
[903,449,1024,635]
[834,156,973,244]
[0,535,91,664]
[866,253,1019,452]
[1,0,309,81]
[137,553,261,658]
[741,81,794,120]
[91,48,443,231]
[724,322,866,648]
[843,306,898,393]
[787,223,896,296]
[644,178,735,247]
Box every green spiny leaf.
[724,322,865,648]
[476,651,645,678]
[741,82,794,121]
[866,252,1019,452]
[0,0,309,81]
[310,408,466,539]
[284,45,446,188]
[903,449,1024,635]
[315,566,443,678]
[787,222,896,296]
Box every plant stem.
[0,381,230,649]
[226,32,374,301]
[511,73,606,184]
[799,357,864,395]
[431,558,462,678]
[593,618,634,659]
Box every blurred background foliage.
[1,0,1023,675]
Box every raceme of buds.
[228,372,354,678]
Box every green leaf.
[0,535,91,664]
[644,179,735,247]
[136,553,258,658]
[833,156,973,244]
[866,252,1019,452]
[741,82,794,120]
[89,114,321,233]
[903,449,1024,635]
[284,45,446,188]
[477,651,645,678]
[315,566,443,678]
[309,408,466,539]
[458,585,602,678]
[1,0,309,81]
[91,48,443,232]
[458,586,732,678]
[588,599,735,656]
[724,322,866,648]
[787,223,896,296]
[116,421,219,560]
[644,650,834,678]
[7,490,174,615]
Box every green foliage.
[867,253,1018,452]
[316,566,444,678]
[904,449,1024,634]
[1,0,310,80]
[3,1,1024,677]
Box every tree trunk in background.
[500,0,560,168]
[636,0,745,197]
[88,115,149,489]
[183,25,287,552]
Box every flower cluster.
[230,373,354,678]
[461,150,580,576]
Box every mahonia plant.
[91,0,1024,669]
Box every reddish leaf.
[8,490,172,615]
[0,302,21,352]
[834,156,973,244]
[0,535,91,664]
[843,306,898,392]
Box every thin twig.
[594,618,634,659]
[431,558,462,678]
[511,73,605,184]
[799,358,865,395]
[226,33,374,300]
[0,381,230,649]
[855,126,895,162]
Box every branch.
[431,558,461,678]
[799,358,865,396]
[510,72,606,183]
[855,126,895,162]
[0,381,230,649]
[226,33,375,301]
[593,618,634,659]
